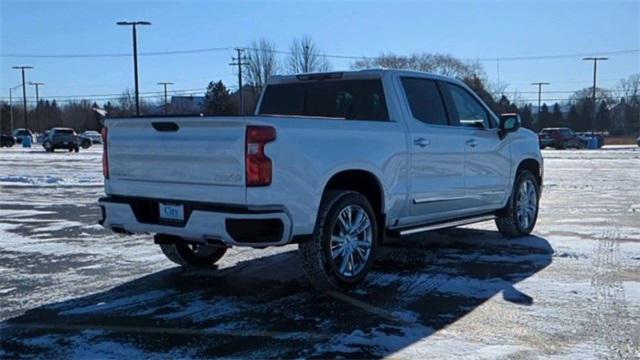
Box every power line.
[2,47,638,62]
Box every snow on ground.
[0,145,639,358]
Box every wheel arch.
[516,158,542,187]
[321,169,386,227]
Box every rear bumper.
[98,196,292,247]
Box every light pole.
[531,82,550,124]
[12,66,33,129]
[29,82,44,132]
[9,84,22,132]
[157,82,173,114]
[583,57,608,134]
[117,21,151,116]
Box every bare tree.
[617,73,640,104]
[244,38,279,97]
[352,52,482,80]
[286,36,331,74]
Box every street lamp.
[157,82,173,114]
[8,84,22,132]
[29,82,45,132]
[11,66,33,129]
[583,57,608,134]
[116,21,151,116]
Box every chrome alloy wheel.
[330,205,373,277]
[516,179,538,229]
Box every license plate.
[63,142,69,145]
[159,203,184,222]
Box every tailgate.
[106,116,247,205]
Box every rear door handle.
[413,137,430,147]
[466,138,478,148]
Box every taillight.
[102,127,109,179]
[246,126,276,186]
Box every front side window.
[401,78,449,125]
[446,84,490,128]
[259,79,389,121]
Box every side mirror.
[499,113,521,139]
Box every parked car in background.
[78,130,102,148]
[577,132,605,148]
[12,128,33,144]
[1,135,16,147]
[99,69,543,289]
[80,130,103,144]
[78,135,92,149]
[42,128,80,152]
[538,128,586,149]
[36,130,49,144]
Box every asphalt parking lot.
[1,146,639,358]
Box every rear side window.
[401,78,449,125]
[259,79,389,121]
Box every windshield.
[258,79,389,121]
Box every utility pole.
[157,82,173,114]
[583,57,608,134]
[9,85,17,132]
[117,21,151,116]
[230,48,248,115]
[12,66,33,129]
[29,82,44,132]
[531,82,550,124]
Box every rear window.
[55,129,74,135]
[258,79,389,121]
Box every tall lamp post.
[8,84,22,132]
[583,57,608,134]
[11,66,33,129]
[29,82,45,132]
[157,82,173,114]
[116,21,151,116]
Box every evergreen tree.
[538,103,552,130]
[204,80,234,115]
[567,104,580,130]
[551,103,564,127]
[577,99,593,132]
[519,104,534,130]
[595,100,610,132]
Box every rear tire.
[157,236,227,267]
[298,190,378,289]
[496,171,540,237]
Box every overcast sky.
[1,0,638,105]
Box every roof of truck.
[268,69,466,86]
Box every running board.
[393,215,496,237]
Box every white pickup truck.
[99,69,543,288]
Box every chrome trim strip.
[413,196,466,204]
[399,215,496,236]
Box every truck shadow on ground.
[1,228,553,358]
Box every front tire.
[496,171,540,237]
[298,190,378,289]
[158,236,227,267]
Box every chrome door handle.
[413,137,429,147]
[466,138,478,148]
